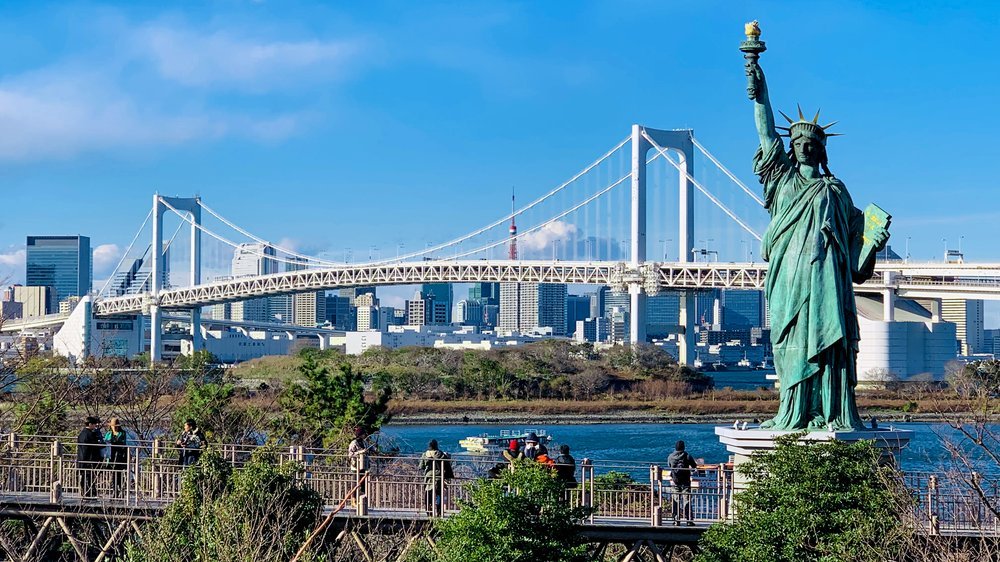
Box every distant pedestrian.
[524,433,540,460]
[175,419,203,466]
[419,440,453,516]
[104,418,128,497]
[348,428,371,473]
[554,444,577,488]
[76,417,105,499]
[667,440,698,526]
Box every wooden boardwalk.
[0,435,994,561]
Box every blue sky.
[1,1,998,319]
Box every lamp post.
[905,236,910,263]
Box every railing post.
[928,474,938,536]
[650,464,662,527]
[50,440,62,503]
[581,458,594,524]
[7,432,17,453]
[152,438,163,499]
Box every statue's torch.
[740,21,766,99]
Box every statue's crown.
[776,105,840,144]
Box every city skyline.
[0,2,998,322]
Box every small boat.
[459,429,552,455]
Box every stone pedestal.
[715,426,913,515]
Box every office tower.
[469,282,500,305]
[610,307,629,345]
[566,295,591,336]
[454,299,484,326]
[603,291,629,319]
[340,286,376,306]
[11,286,51,318]
[589,287,607,319]
[379,306,400,330]
[406,291,432,326]
[647,292,681,338]
[293,292,327,327]
[230,243,277,323]
[482,304,499,329]
[421,283,453,316]
[499,283,567,335]
[941,299,985,355]
[26,235,91,312]
[720,289,765,329]
[325,294,354,330]
[575,317,610,343]
[355,293,379,331]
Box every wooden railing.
[0,434,995,534]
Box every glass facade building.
[26,235,91,312]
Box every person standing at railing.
[554,444,577,490]
[348,428,371,473]
[76,416,105,499]
[419,440,452,516]
[524,433,540,460]
[667,440,698,526]
[104,418,128,497]
[176,419,204,466]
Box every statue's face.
[792,137,822,166]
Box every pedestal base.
[715,426,913,516]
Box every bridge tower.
[149,195,202,363]
[630,125,696,364]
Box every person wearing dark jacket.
[554,444,577,489]
[105,418,128,497]
[667,440,698,526]
[77,416,105,499]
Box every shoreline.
[389,410,939,426]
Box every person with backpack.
[667,440,698,526]
[419,440,452,516]
[104,418,128,498]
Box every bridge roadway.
[92,259,1000,317]
[0,435,992,561]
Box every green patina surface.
[742,23,889,431]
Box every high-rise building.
[499,283,567,335]
[941,299,985,355]
[293,292,327,327]
[482,304,499,329]
[11,286,51,318]
[340,287,376,306]
[231,243,277,323]
[589,287,607,320]
[406,291,432,326]
[422,283,453,317]
[355,293,379,331]
[379,306,401,330]
[647,292,681,338]
[720,289,765,329]
[325,294,354,330]
[575,317,610,343]
[469,283,500,305]
[454,299,484,326]
[26,235,91,312]
[603,291,629,319]
[610,307,629,345]
[566,295,590,337]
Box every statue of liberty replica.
[742,22,890,431]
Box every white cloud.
[518,221,578,253]
[92,244,123,278]
[0,248,25,284]
[135,25,364,91]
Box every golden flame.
[744,20,761,38]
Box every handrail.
[0,434,995,534]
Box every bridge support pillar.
[150,305,162,362]
[883,290,896,322]
[629,286,647,346]
[678,293,696,366]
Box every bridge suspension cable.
[159,198,339,270]
[196,200,341,267]
[97,208,153,296]
[368,135,631,265]
[690,137,765,207]
[438,150,665,261]
[643,131,762,242]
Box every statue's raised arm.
[740,21,779,151]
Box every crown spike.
[812,108,821,124]
[821,121,838,130]
[797,104,805,121]
[778,110,795,124]
[825,133,844,137]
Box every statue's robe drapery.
[755,139,870,431]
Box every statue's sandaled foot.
[759,419,776,429]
